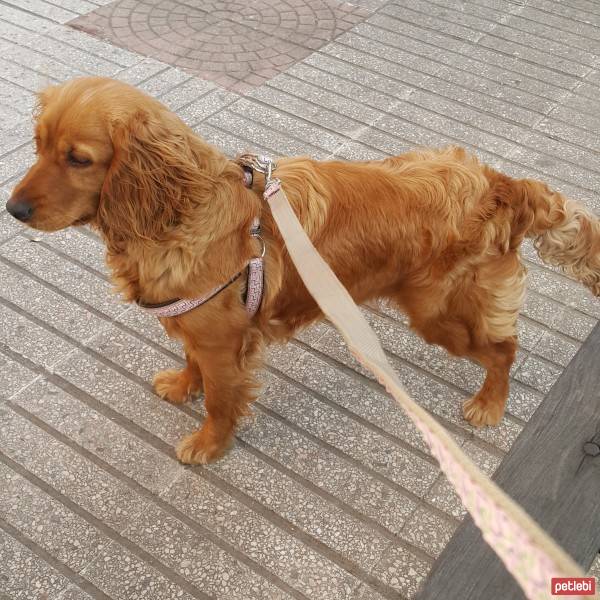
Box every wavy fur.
[9,77,599,463]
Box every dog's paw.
[462,395,504,427]
[153,368,201,405]
[176,430,230,465]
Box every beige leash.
[238,153,597,600]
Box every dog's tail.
[516,179,600,296]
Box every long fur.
[9,77,600,464]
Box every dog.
[7,77,600,464]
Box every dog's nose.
[6,197,34,222]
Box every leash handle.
[261,174,594,600]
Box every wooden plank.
[418,322,600,600]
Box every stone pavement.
[0,0,599,598]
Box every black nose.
[6,198,34,222]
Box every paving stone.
[54,349,194,448]
[0,302,76,369]
[229,97,353,154]
[522,291,597,342]
[0,409,148,531]
[208,110,330,158]
[0,144,35,185]
[0,351,38,400]
[58,585,94,600]
[158,76,215,110]
[0,236,123,319]
[0,210,24,244]
[370,545,431,598]
[70,0,369,91]
[239,405,418,534]
[381,3,489,42]
[401,507,457,558]
[113,57,170,85]
[207,445,391,567]
[425,475,466,520]
[9,378,182,495]
[262,373,437,494]
[165,471,361,600]
[0,528,72,600]
[514,355,562,394]
[2,0,78,23]
[175,89,239,125]
[81,543,196,600]
[0,463,107,572]
[0,261,113,344]
[193,123,273,159]
[123,504,291,600]
[45,23,142,67]
[0,21,124,78]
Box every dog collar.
[137,169,264,318]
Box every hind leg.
[462,338,516,426]
[398,253,524,427]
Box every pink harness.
[137,166,264,319]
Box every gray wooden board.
[418,323,600,600]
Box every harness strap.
[136,165,264,319]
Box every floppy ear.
[98,109,208,247]
[35,85,59,120]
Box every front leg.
[153,351,203,405]
[176,330,263,464]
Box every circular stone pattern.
[70,0,368,93]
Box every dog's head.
[6,76,191,235]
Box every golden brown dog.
[7,77,600,464]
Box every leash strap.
[261,174,594,600]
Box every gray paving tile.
[193,123,273,159]
[176,89,239,125]
[381,3,489,42]
[425,475,466,520]
[514,355,562,394]
[229,97,352,154]
[45,23,141,67]
[122,504,292,600]
[1,0,77,23]
[21,228,107,275]
[0,21,124,78]
[287,62,405,111]
[58,585,94,600]
[261,375,438,498]
[138,67,192,97]
[239,406,418,535]
[208,110,329,158]
[0,351,38,400]
[9,378,181,495]
[159,77,215,111]
[0,409,148,531]
[0,528,72,600]
[0,463,106,572]
[0,144,35,185]
[518,5,600,46]
[0,302,76,369]
[81,543,196,600]
[113,58,170,86]
[207,445,391,567]
[0,236,123,319]
[370,545,431,598]
[401,507,457,558]
[165,471,362,600]
[0,210,24,244]
[0,261,112,344]
[54,349,194,448]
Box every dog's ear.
[35,85,59,121]
[98,109,196,246]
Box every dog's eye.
[67,151,92,167]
